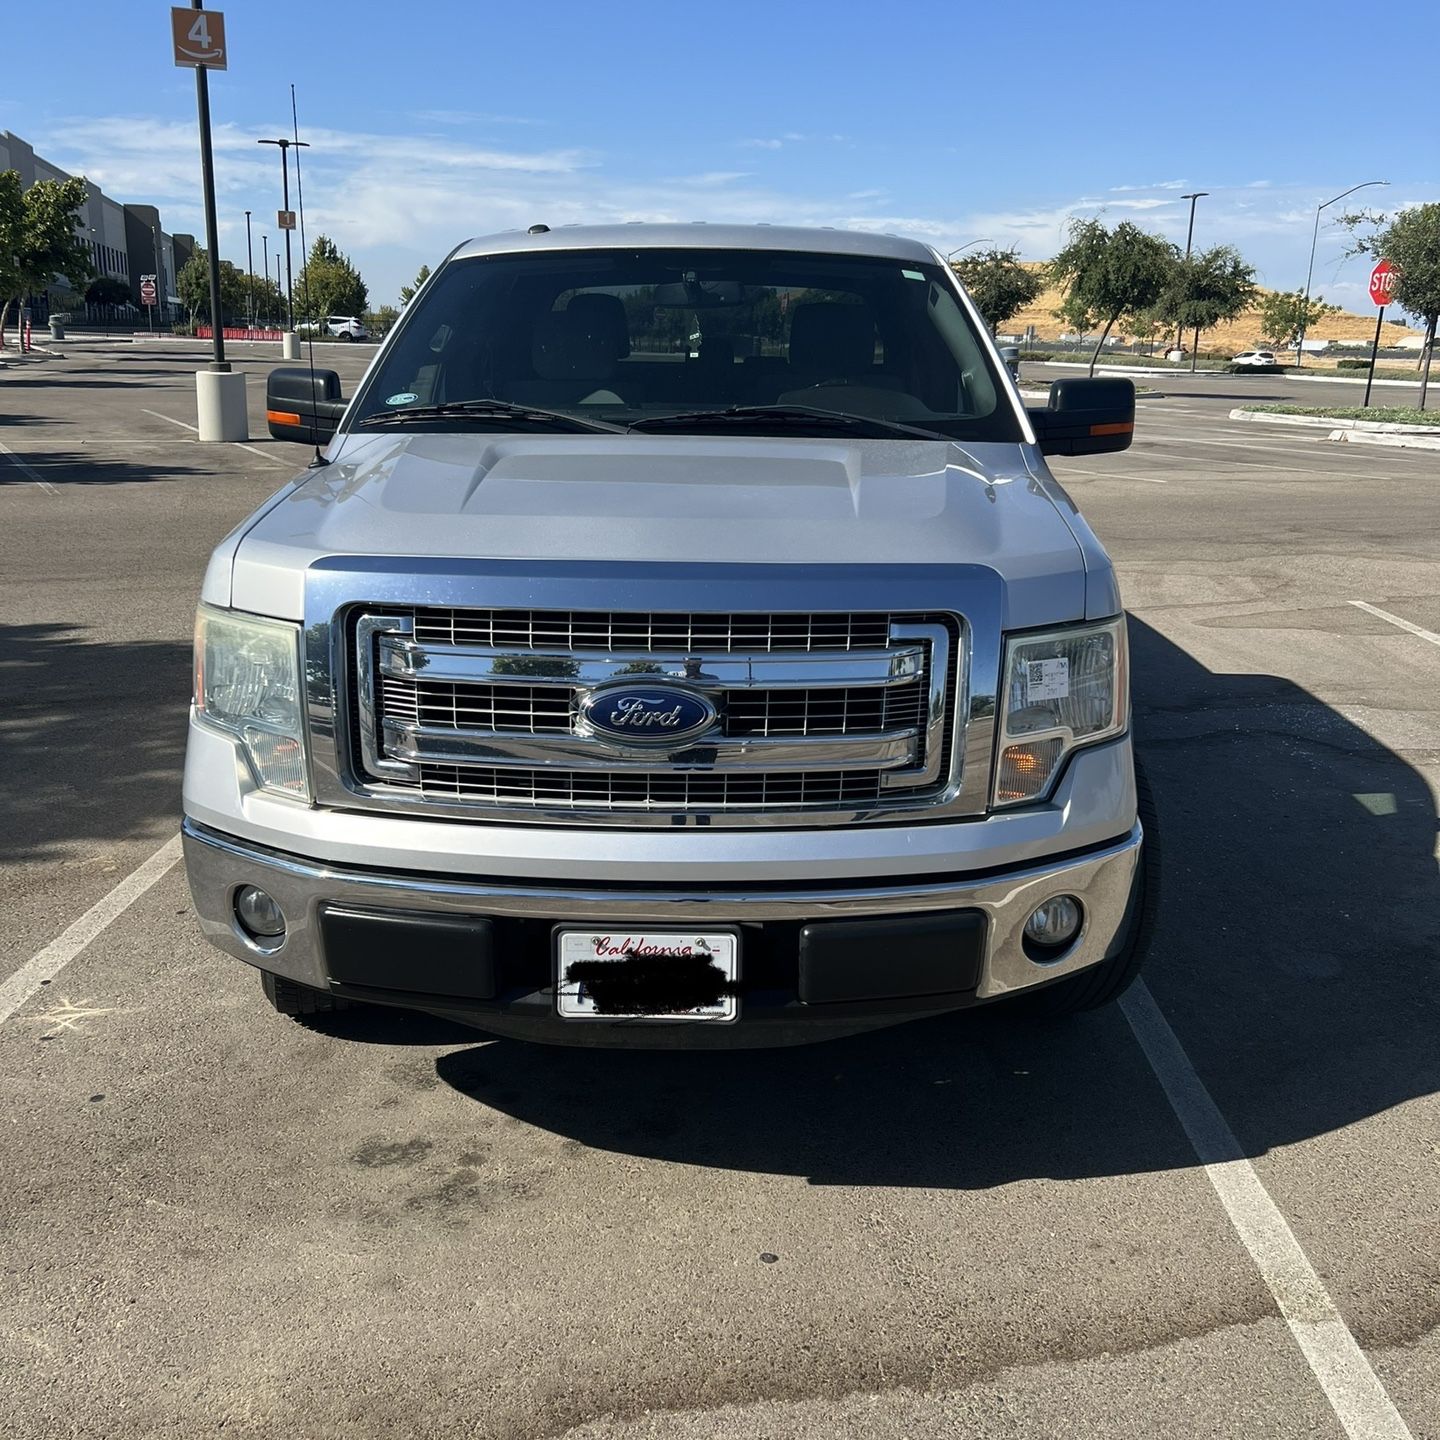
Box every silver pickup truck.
[183,223,1155,1048]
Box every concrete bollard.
[196,369,249,442]
[281,331,300,360]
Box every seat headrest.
[531,310,618,381]
[565,292,630,358]
[788,302,876,375]
[695,337,734,369]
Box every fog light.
[235,885,286,941]
[1024,895,1082,947]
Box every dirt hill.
[996,263,1415,352]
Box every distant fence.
[194,325,284,341]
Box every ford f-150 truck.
[182,223,1156,1048]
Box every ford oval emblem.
[579,684,718,746]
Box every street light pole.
[261,234,268,323]
[1174,192,1208,359]
[244,209,254,331]
[258,137,309,332]
[945,238,994,260]
[1296,179,1388,369]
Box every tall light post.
[261,233,269,323]
[1172,191,1208,359]
[1296,180,1388,368]
[946,238,994,260]
[257,136,309,331]
[244,209,254,331]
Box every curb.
[1021,388,1167,402]
[1229,408,1439,435]
[1327,428,1440,451]
[1032,360,1420,388]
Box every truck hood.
[218,432,1090,626]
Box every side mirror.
[1027,377,1135,456]
[266,366,346,445]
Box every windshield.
[350,247,1023,442]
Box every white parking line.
[1054,468,1167,484]
[0,438,61,495]
[1122,981,1414,1440]
[141,407,287,469]
[1350,600,1440,648]
[0,836,182,1026]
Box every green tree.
[365,303,400,336]
[1256,288,1341,355]
[1161,245,1257,370]
[951,248,1043,332]
[0,170,94,345]
[85,276,131,308]
[399,262,431,306]
[295,234,368,323]
[1343,202,1440,409]
[1050,217,1178,375]
[176,249,248,327]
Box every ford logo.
[578,684,718,746]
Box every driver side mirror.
[266,366,346,445]
[1027,377,1135,456]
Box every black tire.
[1026,758,1160,1015]
[260,970,351,1018]
[338,331,353,341]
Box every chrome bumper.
[182,817,1142,1025]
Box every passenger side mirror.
[1028,377,1135,456]
[266,366,346,445]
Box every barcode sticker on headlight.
[1026,657,1070,702]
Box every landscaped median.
[1230,404,1440,451]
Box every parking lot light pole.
[1296,180,1388,369]
[244,209,254,330]
[1173,192,1207,358]
[257,137,308,333]
[261,234,268,323]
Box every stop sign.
[1369,259,1401,306]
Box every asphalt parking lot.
[2,339,1437,1439]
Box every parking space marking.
[1122,981,1414,1440]
[0,835,181,1027]
[141,407,288,469]
[0,438,60,495]
[1350,601,1440,649]
[1055,469,1168,484]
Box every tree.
[176,250,249,327]
[1160,245,1256,370]
[0,170,94,345]
[1256,288,1340,355]
[295,234,368,322]
[365,304,400,336]
[1343,202,1440,409]
[399,263,431,306]
[950,248,1043,332]
[1050,217,1178,375]
[85,276,131,308]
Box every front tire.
[261,971,351,1018]
[1027,758,1160,1015]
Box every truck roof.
[451,223,943,264]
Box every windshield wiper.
[628,404,950,441]
[357,399,624,434]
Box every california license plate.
[555,929,740,1022]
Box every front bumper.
[182,817,1143,1048]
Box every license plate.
[555,929,740,1022]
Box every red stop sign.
[1369,259,1401,306]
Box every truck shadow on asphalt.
[347,615,1438,1187]
[0,624,190,864]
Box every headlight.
[992,617,1127,807]
[193,604,310,799]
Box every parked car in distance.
[1230,349,1278,368]
[296,314,369,341]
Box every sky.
[3,0,1437,318]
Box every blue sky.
[3,0,1437,316]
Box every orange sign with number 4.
[172,7,227,70]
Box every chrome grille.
[350,607,962,825]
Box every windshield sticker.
[1026,657,1070,703]
[901,269,925,281]
[385,392,419,406]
